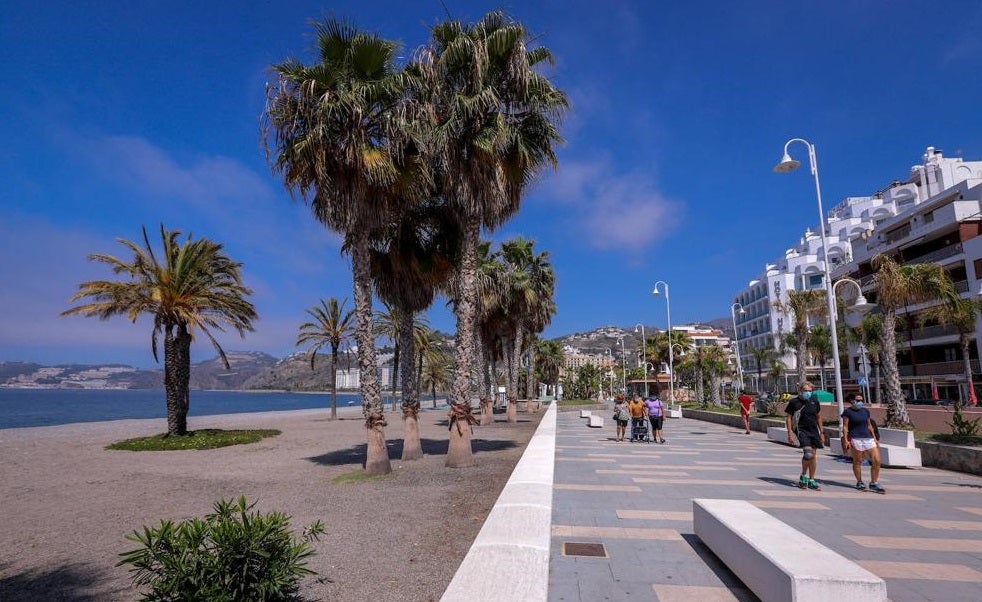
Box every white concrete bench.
[667,404,682,419]
[587,414,604,428]
[579,409,592,418]
[766,426,793,445]
[693,499,887,602]
[831,427,921,467]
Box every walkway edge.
[441,402,557,602]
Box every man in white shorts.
[841,393,884,493]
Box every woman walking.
[613,395,629,441]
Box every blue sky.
[3,1,982,368]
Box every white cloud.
[537,158,683,251]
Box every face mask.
[854,401,864,409]
[801,391,812,400]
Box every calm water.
[0,388,363,429]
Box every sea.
[0,388,364,430]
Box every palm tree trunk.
[447,216,480,468]
[163,324,192,436]
[881,310,912,428]
[962,335,973,404]
[391,343,400,413]
[352,234,391,475]
[526,343,536,400]
[873,360,882,406]
[329,346,339,420]
[796,332,807,387]
[507,328,523,423]
[399,310,423,461]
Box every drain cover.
[562,542,607,557]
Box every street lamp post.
[652,281,673,403]
[831,278,876,417]
[775,139,845,426]
[730,302,746,391]
[604,348,613,401]
[617,337,626,394]
[635,323,647,397]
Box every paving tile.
[846,535,982,552]
[957,506,982,517]
[652,583,756,601]
[552,525,683,540]
[615,510,693,521]
[908,519,982,531]
[858,560,982,581]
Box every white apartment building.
[732,146,982,398]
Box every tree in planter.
[535,339,563,397]
[701,346,731,407]
[871,254,957,428]
[806,325,833,391]
[749,345,777,393]
[921,296,982,407]
[296,298,354,420]
[119,497,324,601]
[850,313,884,405]
[63,226,257,436]
[773,289,826,388]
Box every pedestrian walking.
[628,395,646,442]
[644,394,666,443]
[842,393,885,493]
[612,395,629,442]
[784,382,825,490]
[738,390,754,434]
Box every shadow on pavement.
[305,438,518,466]
[679,534,760,601]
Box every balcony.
[908,242,963,266]
[898,359,980,377]
[905,323,961,340]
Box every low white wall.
[441,403,557,602]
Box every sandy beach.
[0,404,542,601]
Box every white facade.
[732,146,982,394]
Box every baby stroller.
[630,417,652,443]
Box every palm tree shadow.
[0,562,116,601]
[305,438,517,466]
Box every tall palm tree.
[417,328,449,408]
[265,19,426,475]
[807,325,833,391]
[63,226,256,436]
[296,298,354,420]
[871,254,957,427]
[650,330,693,399]
[419,11,568,467]
[775,289,826,387]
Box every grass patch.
[107,429,281,451]
[927,433,982,446]
[331,469,391,484]
[556,399,602,406]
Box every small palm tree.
[807,325,833,391]
[871,254,958,427]
[296,298,354,420]
[851,314,884,405]
[420,348,451,409]
[749,345,777,392]
[63,226,256,436]
[535,339,563,396]
[774,289,826,387]
[921,297,982,405]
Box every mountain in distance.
[3,324,738,390]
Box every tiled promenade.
[548,411,982,602]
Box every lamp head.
[635,325,640,333]
[774,152,801,173]
[739,307,746,315]
[652,288,660,297]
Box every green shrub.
[118,497,325,601]
[946,401,982,440]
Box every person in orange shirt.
[627,395,646,441]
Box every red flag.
[931,378,939,401]
[970,380,978,407]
